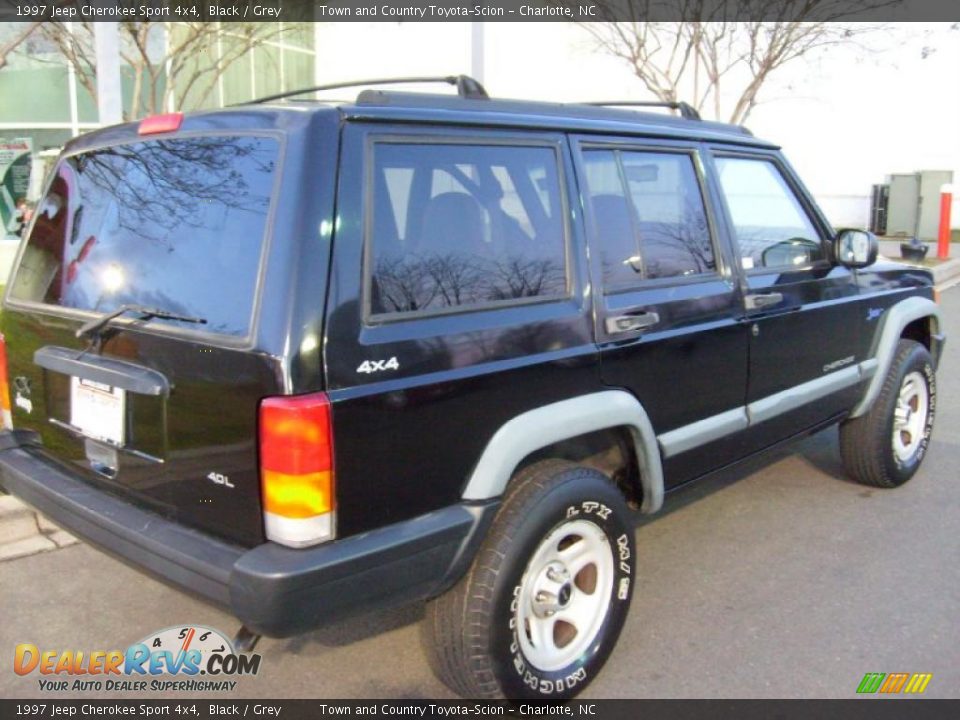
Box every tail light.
[0,334,11,430]
[259,392,335,548]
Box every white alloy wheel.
[892,370,929,463]
[514,519,615,672]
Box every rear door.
[573,137,749,487]
[706,148,864,441]
[323,123,597,536]
[1,133,285,546]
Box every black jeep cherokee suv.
[0,77,944,699]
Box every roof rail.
[584,100,702,121]
[247,75,489,105]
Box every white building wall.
[816,195,873,230]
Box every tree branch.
[0,22,43,70]
[576,0,895,123]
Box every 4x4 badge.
[357,357,400,374]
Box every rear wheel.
[840,339,936,487]
[423,460,635,699]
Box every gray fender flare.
[461,390,664,514]
[850,295,942,418]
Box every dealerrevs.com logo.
[14,625,262,692]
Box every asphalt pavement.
[2,288,958,700]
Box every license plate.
[70,377,126,445]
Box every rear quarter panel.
[322,122,601,537]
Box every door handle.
[744,292,784,311]
[605,311,660,334]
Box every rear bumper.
[0,432,497,637]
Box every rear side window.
[581,148,715,288]
[714,156,823,270]
[368,142,568,318]
[9,135,278,337]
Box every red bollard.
[938,184,953,259]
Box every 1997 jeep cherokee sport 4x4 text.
[0,77,944,699]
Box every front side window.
[714,157,824,270]
[581,148,715,288]
[9,135,278,337]
[368,142,567,318]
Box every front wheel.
[423,460,635,699]
[840,338,937,487]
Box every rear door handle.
[744,292,784,311]
[605,311,660,334]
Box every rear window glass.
[9,135,278,337]
[368,142,568,318]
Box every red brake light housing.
[259,392,335,547]
[138,113,183,136]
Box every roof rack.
[584,100,702,121]
[247,75,489,105]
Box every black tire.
[840,339,936,488]
[422,460,636,700]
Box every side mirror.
[833,228,878,269]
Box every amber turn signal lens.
[261,469,333,518]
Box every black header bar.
[1,699,960,720]
[1,0,958,23]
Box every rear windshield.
[9,135,278,337]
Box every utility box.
[886,174,919,236]
[884,169,954,240]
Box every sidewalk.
[0,494,77,562]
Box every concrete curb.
[932,258,960,287]
[0,494,37,544]
[0,494,78,562]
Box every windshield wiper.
[76,303,207,341]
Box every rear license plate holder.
[70,376,126,446]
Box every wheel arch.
[900,315,938,355]
[851,295,943,418]
[461,390,664,514]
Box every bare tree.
[0,22,43,71]
[33,22,302,120]
[373,252,566,315]
[70,136,274,244]
[577,0,898,124]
